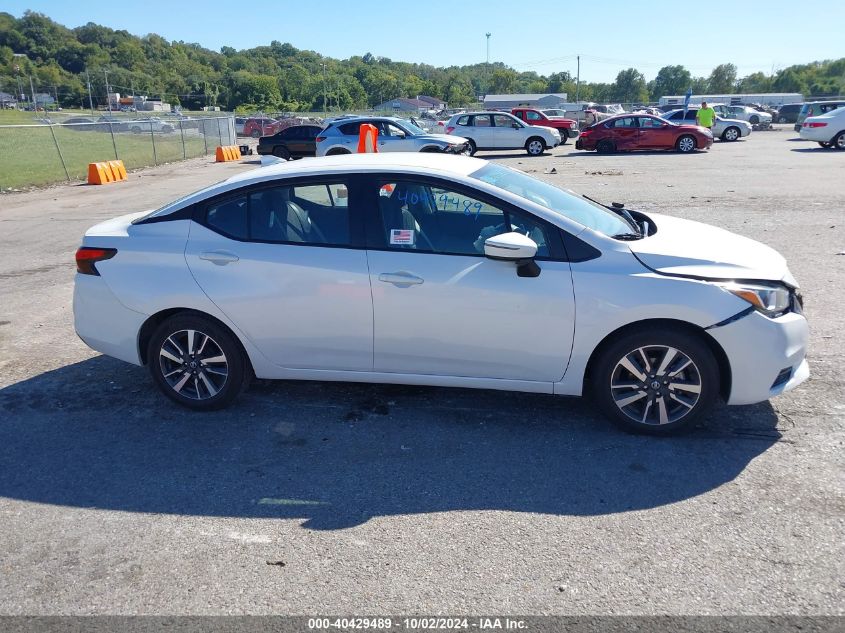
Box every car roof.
[149,153,488,218]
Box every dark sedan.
[256,124,323,160]
[575,114,713,154]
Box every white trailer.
[659,93,803,107]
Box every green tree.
[611,68,647,103]
[707,63,737,93]
[650,65,692,99]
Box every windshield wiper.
[583,194,642,236]
[611,232,642,241]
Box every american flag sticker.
[390,229,415,245]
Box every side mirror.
[484,232,538,260]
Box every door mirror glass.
[484,232,538,260]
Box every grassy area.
[0,112,235,189]
[0,125,214,189]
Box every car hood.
[717,117,751,127]
[628,213,797,286]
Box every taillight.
[446,126,455,134]
[76,247,116,276]
[804,122,827,128]
[315,136,325,142]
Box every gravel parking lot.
[0,126,842,616]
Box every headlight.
[718,282,791,317]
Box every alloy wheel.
[159,329,229,401]
[527,139,544,155]
[724,128,739,141]
[677,136,695,152]
[609,345,702,426]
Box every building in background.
[482,93,568,109]
[372,97,433,113]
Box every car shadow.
[561,150,707,157]
[0,356,782,530]
[790,147,837,153]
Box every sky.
[5,1,844,84]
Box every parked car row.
[57,116,176,133]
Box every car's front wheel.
[526,137,546,156]
[148,314,249,410]
[590,327,719,435]
[676,135,697,153]
[749,115,760,125]
[721,126,740,142]
[596,139,615,154]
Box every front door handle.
[199,250,239,265]
[378,271,424,287]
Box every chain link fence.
[0,114,236,190]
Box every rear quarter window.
[456,115,469,126]
[339,122,363,135]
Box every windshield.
[397,119,426,135]
[470,163,633,237]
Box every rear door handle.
[199,250,239,265]
[378,271,424,287]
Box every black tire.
[778,116,788,124]
[251,129,262,138]
[272,146,291,160]
[162,125,173,133]
[326,148,351,156]
[595,139,615,154]
[721,126,740,142]
[147,313,249,411]
[590,326,719,435]
[465,139,477,156]
[130,126,142,134]
[832,131,845,150]
[419,146,442,153]
[526,137,546,156]
[749,115,760,125]
[818,141,831,148]
[675,135,697,153]
[559,132,568,145]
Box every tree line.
[1,11,843,112]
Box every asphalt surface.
[0,126,843,615]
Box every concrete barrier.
[87,160,127,185]
[215,146,242,162]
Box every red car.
[511,107,579,144]
[575,114,713,153]
[242,117,282,138]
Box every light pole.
[103,69,112,113]
[321,63,327,115]
[576,55,580,103]
[485,32,491,99]
[85,69,94,115]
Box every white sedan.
[444,112,560,156]
[73,154,808,434]
[798,106,845,149]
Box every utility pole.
[29,75,37,111]
[53,85,59,109]
[131,78,135,110]
[321,63,327,115]
[576,55,581,103]
[85,69,94,115]
[103,69,112,113]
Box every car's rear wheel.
[721,126,740,142]
[273,146,291,160]
[251,129,262,138]
[749,115,760,125]
[596,139,615,154]
[130,126,141,134]
[676,135,697,153]
[832,132,845,150]
[778,116,788,123]
[591,327,719,435]
[526,137,546,156]
[148,314,249,410]
[420,146,441,152]
[326,148,351,156]
[465,139,477,156]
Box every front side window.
[639,117,664,128]
[526,111,543,121]
[493,114,518,127]
[375,180,551,257]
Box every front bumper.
[707,309,809,405]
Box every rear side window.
[456,115,469,126]
[339,122,363,135]
[207,197,249,239]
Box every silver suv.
[444,111,561,156]
[315,117,470,156]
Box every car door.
[376,121,417,152]
[184,178,373,371]
[608,116,640,149]
[492,113,527,149]
[470,114,493,148]
[636,116,674,149]
[364,176,575,382]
